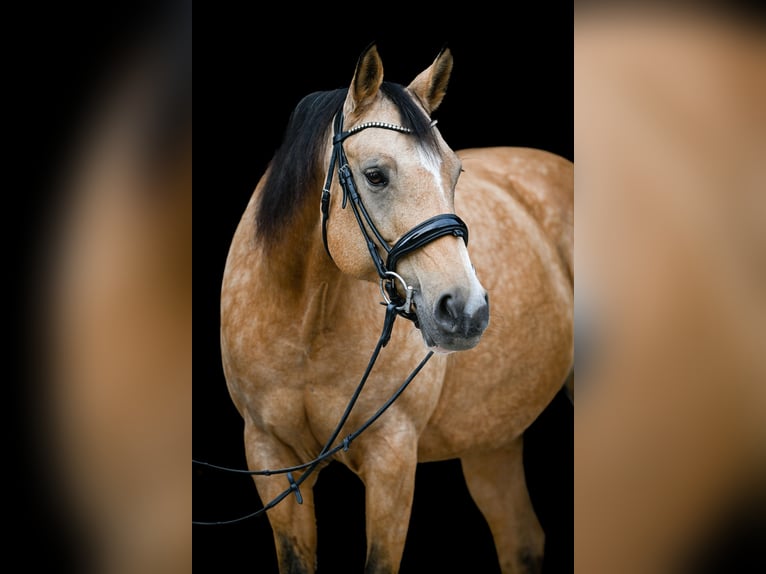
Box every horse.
[218,43,573,574]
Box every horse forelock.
[254,82,439,247]
[378,82,439,150]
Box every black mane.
[254,81,439,246]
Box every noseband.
[320,112,469,323]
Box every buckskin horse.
[217,44,573,573]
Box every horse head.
[323,44,489,353]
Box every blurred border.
[575,3,766,572]
[20,2,190,573]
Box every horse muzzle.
[414,288,490,353]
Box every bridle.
[320,111,468,325]
[193,110,471,526]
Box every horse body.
[220,45,572,574]
[417,146,573,460]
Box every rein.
[193,112,468,526]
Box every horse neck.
[240,181,351,317]
[271,216,337,295]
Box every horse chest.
[239,323,446,443]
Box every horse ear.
[407,46,453,114]
[345,43,384,117]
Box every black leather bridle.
[320,112,468,325]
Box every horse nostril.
[433,290,489,337]
[435,293,460,332]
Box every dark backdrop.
[193,10,573,574]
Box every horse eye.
[364,169,387,187]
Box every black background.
[193,9,573,574]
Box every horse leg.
[245,423,319,574]
[354,431,418,574]
[460,439,544,574]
